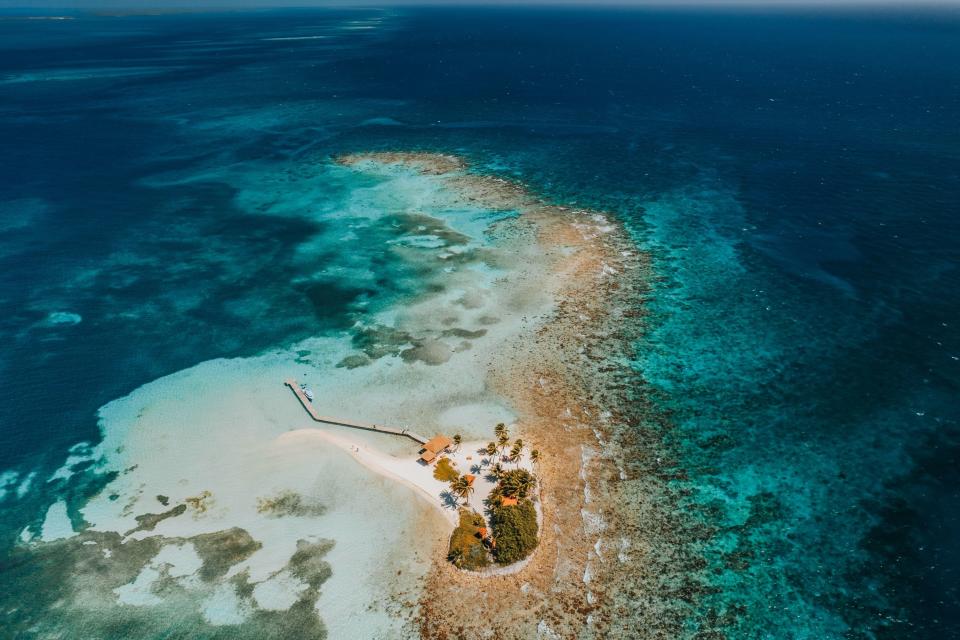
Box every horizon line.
[3,0,960,10]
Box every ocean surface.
[1,6,958,639]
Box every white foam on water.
[0,470,18,502]
[38,311,82,328]
[16,471,37,498]
[262,35,328,41]
[47,443,98,483]
[1,67,172,84]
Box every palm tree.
[518,472,537,498]
[450,475,475,509]
[510,441,523,466]
[494,422,507,441]
[497,433,510,459]
[448,477,462,505]
[485,442,498,466]
[500,472,518,498]
[491,462,504,480]
[530,448,541,470]
[486,485,504,510]
[452,433,462,452]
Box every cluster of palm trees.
[445,423,544,509]
[498,468,538,498]
[482,423,541,471]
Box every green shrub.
[491,499,538,564]
[433,457,459,482]
[447,510,490,570]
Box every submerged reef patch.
[399,339,454,365]
[351,324,413,360]
[335,354,371,369]
[124,503,187,536]
[1,528,331,639]
[256,490,327,518]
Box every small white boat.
[300,385,315,402]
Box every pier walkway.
[284,379,428,445]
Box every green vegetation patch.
[498,468,537,498]
[433,457,459,482]
[491,499,538,565]
[447,510,490,570]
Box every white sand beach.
[280,428,537,530]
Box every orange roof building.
[418,434,452,464]
[423,435,452,453]
[464,474,475,486]
[500,496,519,507]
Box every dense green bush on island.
[491,499,538,564]
[447,510,490,570]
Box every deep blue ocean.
[1,6,958,638]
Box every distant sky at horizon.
[3,0,960,10]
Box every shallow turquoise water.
[1,7,958,639]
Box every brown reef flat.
[336,152,694,640]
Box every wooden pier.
[284,379,428,445]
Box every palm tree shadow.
[482,498,499,522]
[439,490,459,510]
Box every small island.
[282,380,543,572]
[438,423,542,572]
